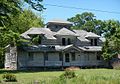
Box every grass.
[0,69,120,84]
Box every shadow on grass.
[0,68,63,74]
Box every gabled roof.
[62,44,82,52]
[85,32,100,38]
[55,28,78,36]
[27,28,45,35]
[21,28,56,39]
[73,30,90,42]
[47,19,72,25]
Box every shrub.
[60,70,77,79]
[2,73,17,82]
[112,61,120,70]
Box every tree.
[67,12,105,35]
[0,0,45,68]
[6,9,44,34]
[102,20,120,66]
[0,0,45,27]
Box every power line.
[44,3,120,14]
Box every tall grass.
[0,69,120,84]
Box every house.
[5,19,106,70]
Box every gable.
[63,45,82,52]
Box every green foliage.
[60,70,77,79]
[2,73,17,82]
[67,12,105,35]
[0,0,44,68]
[0,0,45,27]
[31,35,42,45]
[6,9,44,34]
[102,20,120,61]
[1,69,120,84]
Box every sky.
[40,0,120,23]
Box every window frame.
[65,53,70,62]
[62,38,66,45]
[67,38,71,45]
[94,39,97,46]
[71,52,75,61]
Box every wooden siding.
[11,50,105,69]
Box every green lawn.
[0,69,120,84]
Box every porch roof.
[79,46,102,52]
[19,45,102,52]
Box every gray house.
[5,19,106,70]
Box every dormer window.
[94,39,97,46]
[62,38,66,45]
[90,39,93,46]
[90,38,97,46]
[55,25,58,28]
[67,38,71,45]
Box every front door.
[64,53,70,66]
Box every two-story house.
[5,19,105,70]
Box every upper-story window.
[90,39,93,46]
[94,39,97,46]
[62,38,66,45]
[67,38,71,45]
[90,38,97,46]
[62,38,71,45]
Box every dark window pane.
[94,39,97,46]
[91,39,93,46]
[71,52,75,61]
[65,53,69,62]
[62,38,66,45]
[67,38,71,45]
[38,36,41,44]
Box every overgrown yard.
[0,69,120,84]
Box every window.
[28,52,34,61]
[59,52,63,61]
[38,36,41,44]
[71,52,75,61]
[65,53,70,62]
[90,39,93,46]
[67,38,71,45]
[44,53,48,61]
[62,38,66,45]
[55,25,58,28]
[97,52,101,60]
[94,39,97,46]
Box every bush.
[112,61,120,70]
[60,70,77,79]
[2,73,17,82]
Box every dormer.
[46,19,73,32]
[85,32,100,46]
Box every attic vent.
[84,46,89,49]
